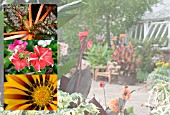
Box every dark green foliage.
[58,58,78,79]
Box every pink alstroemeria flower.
[9,50,30,72]
[29,46,54,72]
[8,40,28,52]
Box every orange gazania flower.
[120,86,131,101]
[109,98,124,112]
[4,74,57,110]
[112,36,118,40]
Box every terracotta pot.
[118,72,137,85]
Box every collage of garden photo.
[0,0,170,115]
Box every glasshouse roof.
[141,0,170,22]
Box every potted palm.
[112,44,142,85]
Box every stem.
[4,31,28,36]
[39,6,53,22]
[76,37,86,91]
[4,34,27,40]
[29,4,32,28]
[34,4,44,24]
[106,15,110,48]
[103,87,107,110]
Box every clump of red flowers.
[8,40,54,72]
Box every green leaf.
[58,0,84,12]
[58,13,77,28]
[4,57,11,69]
[118,98,125,107]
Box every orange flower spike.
[29,4,32,28]
[39,6,53,22]
[34,4,44,24]
[4,31,28,36]
[120,86,131,101]
[112,36,118,40]
[22,35,29,40]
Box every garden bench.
[94,61,121,83]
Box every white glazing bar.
[149,24,158,40]
[129,28,133,38]
[135,24,138,39]
[168,21,170,48]
[143,22,151,42]
[155,23,164,38]
[159,25,168,42]
[139,24,143,40]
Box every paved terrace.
[87,79,150,115]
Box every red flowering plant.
[4,40,57,74]
[99,82,107,109]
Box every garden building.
[127,0,170,50]
[127,0,170,61]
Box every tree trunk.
[106,15,110,48]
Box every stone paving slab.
[87,80,150,115]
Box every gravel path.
[87,79,150,115]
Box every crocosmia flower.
[9,50,30,72]
[78,31,88,40]
[29,46,54,72]
[8,40,28,52]
[87,39,93,50]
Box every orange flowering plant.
[112,43,142,85]
[109,86,132,113]
[111,34,126,48]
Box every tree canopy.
[59,0,159,62]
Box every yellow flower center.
[31,86,52,107]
